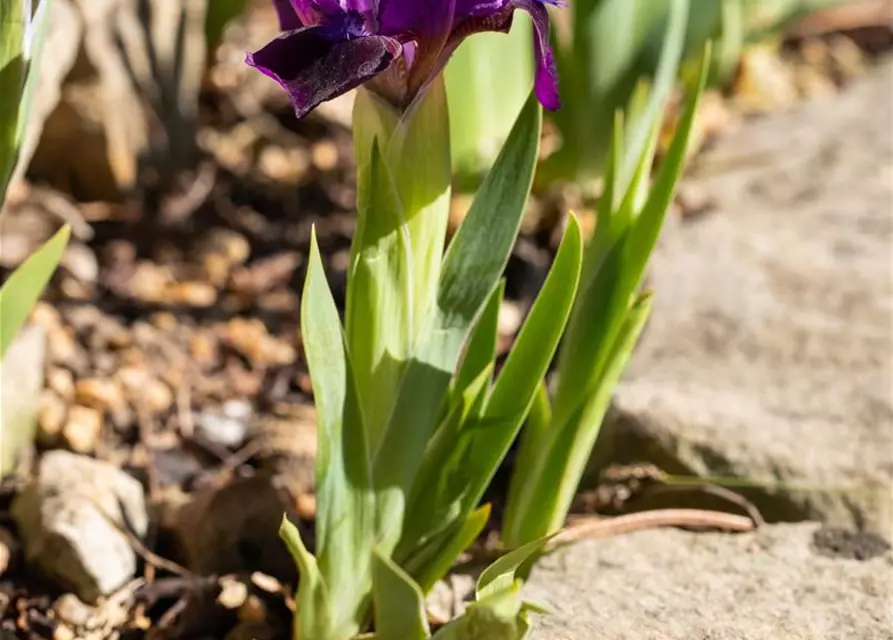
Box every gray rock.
[11,451,148,603]
[525,523,893,640]
[592,65,893,536]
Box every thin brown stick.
[644,482,766,527]
[555,509,756,547]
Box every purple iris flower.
[247,0,562,118]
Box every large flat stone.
[525,523,892,640]
[591,65,893,536]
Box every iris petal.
[273,0,303,29]
[378,0,455,37]
[247,26,402,118]
[513,0,560,110]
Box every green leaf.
[345,138,413,450]
[503,294,653,545]
[410,504,491,595]
[426,92,542,374]
[384,76,452,341]
[476,533,556,601]
[503,49,711,548]
[432,581,525,640]
[500,379,549,528]
[369,91,542,553]
[371,549,431,640]
[1,0,52,203]
[301,228,376,637]
[453,280,503,397]
[621,48,710,296]
[279,516,334,639]
[398,365,493,565]
[0,224,69,360]
[400,217,582,559]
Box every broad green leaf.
[503,294,653,545]
[427,92,542,374]
[369,92,542,552]
[0,224,69,359]
[401,217,582,554]
[500,379,549,533]
[453,280,503,397]
[301,228,375,637]
[279,516,334,639]
[345,139,413,450]
[371,549,431,640]
[476,533,556,600]
[410,504,490,595]
[384,76,451,342]
[398,365,492,563]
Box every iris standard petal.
[247,27,403,118]
[377,0,457,98]
[513,0,560,110]
[378,0,454,41]
[273,0,304,29]
[452,0,508,21]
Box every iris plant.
[247,1,707,637]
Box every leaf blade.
[0,225,69,360]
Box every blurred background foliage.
[447,0,859,184]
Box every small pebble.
[222,317,296,367]
[129,262,173,303]
[196,400,251,448]
[62,406,103,454]
[47,368,76,401]
[311,141,339,171]
[53,593,94,627]
[217,578,248,610]
[75,378,124,414]
[116,367,173,414]
[53,624,76,640]
[167,281,218,307]
[38,391,68,443]
[249,572,282,595]
[61,242,99,283]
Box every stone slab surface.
[525,523,893,640]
